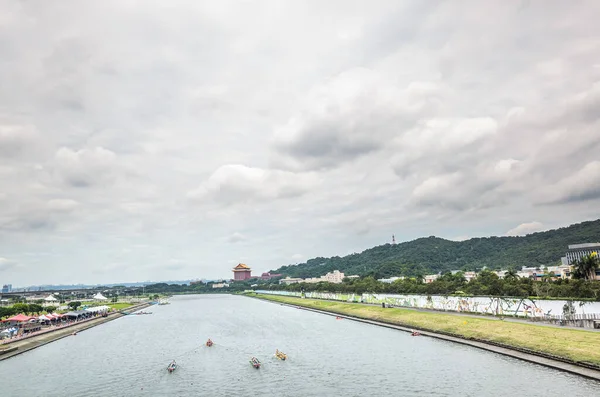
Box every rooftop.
[568,243,600,250]
[233,263,251,270]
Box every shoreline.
[0,302,152,361]
[248,294,600,382]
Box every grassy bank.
[252,293,600,366]
[108,303,133,310]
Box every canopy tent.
[1,314,36,323]
[93,293,108,300]
[85,305,110,313]
[63,310,88,318]
[0,327,18,335]
[44,295,57,302]
[38,315,51,321]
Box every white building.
[303,277,322,284]
[424,274,439,283]
[212,283,229,289]
[279,277,304,285]
[463,272,477,282]
[378,276,405,283]
[323,270,345,284]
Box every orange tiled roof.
[233,263,250,270]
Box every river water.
[0,295,597,396]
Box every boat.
[206,339,213,347]
[158,299,170,306]
[249,357,261,369]
[275,349,287,360]
[167,360,177,373]
[411,331,421,336]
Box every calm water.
[0,295,597,397]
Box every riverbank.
[249,293,600,380]
[0,302,152,361]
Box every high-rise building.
[1,284,12,293]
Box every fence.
[255,290,600,320]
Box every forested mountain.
[271,219,600,279]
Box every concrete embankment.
[0,302,152,361]
[250,295,600,382]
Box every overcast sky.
[1,1,599,286]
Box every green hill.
[271,219,600,279]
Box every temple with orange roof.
[232,263,252,281]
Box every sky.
[1,1,599,286]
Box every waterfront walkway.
[0,302,151,361]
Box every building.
[463,272,477,282]
[260,272,283,280]
[279,277,304,285]
[324,270,345,284]
[1,284,12,293]
[424,274,439,283]
[561,243,600,265]
[378,276,405,283]
[212,283,229,289]
[346,275,360,280]
[303,277,323,284]
[232,263,252,281]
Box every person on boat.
[206,338,213,346]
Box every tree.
[68,301,82,310]
[571,253,600,280]
[504,268,519,280]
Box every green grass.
[108,303,133,310]
[253,293,600,366]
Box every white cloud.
[47,199,80,212]
[53,147,119,187]
[541,161,600,204]
[187,164,319,205]
[227,232,247,243]
[505,222,545,236]
[271,67,442,171]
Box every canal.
[0,294,597,396]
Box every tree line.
[0,304,59,319]
[267,270,600,300]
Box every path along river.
[0,294,598,396]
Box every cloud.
[227,232,246,243]
[0,1,599,285]
[505,221,545,236]
[0,257,18,272]
[52,147,119,188]
[187,164,318,205]
[271,68,442,171]
[47,199,80,212]
[392,117,498,177]
[541,161,600,204]
[0,123,37,158]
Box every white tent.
[44,295,57,302]
[85,305,110,313]
[38,314,51,321]
[93,293,108,300]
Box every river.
[0,294,597,396]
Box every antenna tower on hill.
[392,235,396,245]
